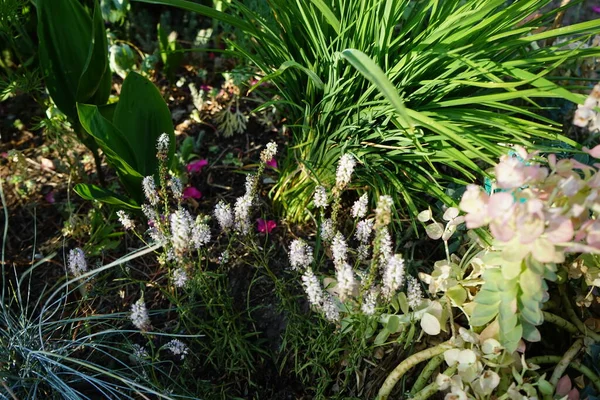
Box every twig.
[377,341,453,400]
[546,0,571,47]
[550,338,583,386]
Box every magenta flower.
[266,158,277,169]
[45,191,55,204]
[257,218,276,233]
[187,159,208,174]
[182,187,202,199]
[593,6,600,13]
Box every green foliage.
[158,23,183,82]
[133,0,600,225]
[36,0,111,122]
[74,72,175,208]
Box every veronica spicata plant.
[289,154,448,348]
[134,0,600,225]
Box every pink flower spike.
[266,158,278,169]
[187,159,208,174]
[593,6,600,13]
[257,218,276,233]
[182,187,202,199]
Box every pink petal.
[568,388,580,400]
[187,159,208,174]
[257,218,276,233]
[555,375,572,397]
[545,216,574,243]
[44,191,55,204]
[584,145,600,159]
[266,158,278,169]
[182,187,202,199]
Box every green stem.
[550,338,583,386]
[542,311,579,334]
[409,354,444,395]
[377,341,453,400]
[410,366,457,400]
[527,355,600,392]
[559,285,600,342]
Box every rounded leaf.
[425,222,444,240]
[420,312,441,335]
[418,209,432,222]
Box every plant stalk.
[542,311,578,334]
[559,285,600,342]
[550,338,583,387]
[377,341,453,400]
[409,354,444,395]
[527,355,600,392]
[410,366,457,400]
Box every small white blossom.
[244,174,256,196]
[170,209,194,255]
[361,288,378,315]
[379,227,393,264]
[336,153,356,189]
[331,232,348,265]
[357,243,370,260]
[67,248,88,276]
[375,195,393,226]
[322,294,340,322]
[352,193,369,219]
[142,176,159,205]
[156,133,170,156]
[302,267,324,308]
[172,268,188,288]
[382,254,405,300]
[289,239,313,270]
[336,262,355,301]
[320,218,335,241]
[355,219,374,243]
[164,339,188,360]
[313,186,328,209]
[130,344,149,363]
[169,177,183,200]
[260,141,278,163]
[147,226,167,244]
[214,201,234,231]
[131,297,151,330]
[234,194,253,234]
[117,210,135,230]
[218,250,229,264]
[141,204,158,224]
[191,221,211,249]
[406,276,423,310]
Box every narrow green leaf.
[341,48,413,131]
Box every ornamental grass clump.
[135,0,600,224]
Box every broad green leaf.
[77,103,138,170]
[113,72,175,175]
[446,285,468,306]
[76,1,111,105]
[397,292,409,315]
[386,315,401,333]
[309,0,340,34]
[37,0,95,121]
[74,184,140,210]
[374,328,390,346]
